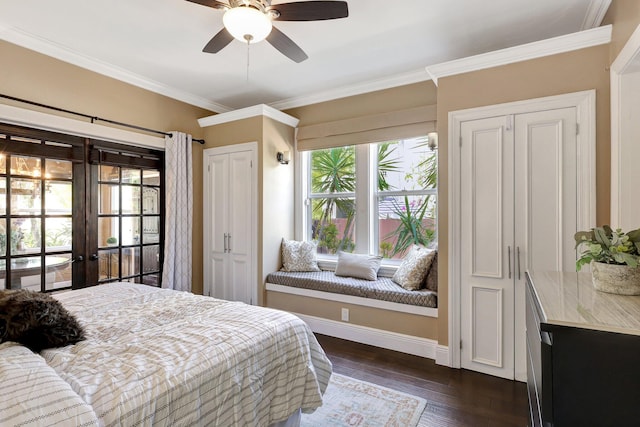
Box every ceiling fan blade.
[203,28,234,53]
[268,1,348,21]
[266,27,308,63]
[185,0,228,10]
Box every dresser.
[526,271,640,427]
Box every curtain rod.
[0,93,206,145]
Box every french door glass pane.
[46,218,72,250]
[0,219,5,256]
[143,245,159,272]
[10,156,40,177]
[100,165,119,183]
[122,186,140,214]
[0,182,5,215]
[142,170,160,185]
[45,254,72,291]
[122,247,140,277]
[11,179,41,215]
[143,217,160,244]
[99,184,120,214]
[99,249,119,280]
[11,218,41,253]
[122,168,141,184]
[45,159,72,180]
[45,181,72,215]
[0,154,5,174]
[98,217,119,247]
[122,216,141,246]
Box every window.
[302,135,437,260]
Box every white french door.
[459,106,580,381]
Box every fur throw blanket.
[0,289,85,352]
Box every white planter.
[591,261,640,295]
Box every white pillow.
[0,343,100,426]
[392,245,436,290]
[334,252,383,281]
[281,239,320,272]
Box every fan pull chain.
[244,35,253,82]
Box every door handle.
[224,233,228,253]
[89,253,99,261]
[517,246,521,280]
[228,234,231,253]
[508,246,512,279]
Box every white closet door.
[460,116,515,380]
[207,154,229,299]
[227,150,253,304]
[513,107,577,380]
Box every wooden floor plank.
[315,334,529,427]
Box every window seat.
[266,270,437,308]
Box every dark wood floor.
[315,334,529,427]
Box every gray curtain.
[162,132,193,291]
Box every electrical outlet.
[341,308,349,322]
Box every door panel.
[207,154,229,298]
[460,116,515,380]
[513,107,577,381]
[228,151,252,303]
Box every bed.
[0,282,332,426]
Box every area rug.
[301,373,426,427]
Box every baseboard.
[435,345,451,367]
[294,312,447,361]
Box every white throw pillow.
[281,239,320,272]
[334,252,383,281]
[392,245,436,290]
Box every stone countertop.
[526,270,640,336]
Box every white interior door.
[203,143,257,305]
[460,116,515,380]
[227,150,253,304]
[513,107,577,380]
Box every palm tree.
[311,143,400,253]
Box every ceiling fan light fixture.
[223,6,273,44]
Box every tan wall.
[604,0,640,63]
[436,45,611,345]
[261,117,295,304]
[0,40,212,294]
[285,81,438,126]
[266,291,439,340]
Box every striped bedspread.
[45,283,332,427]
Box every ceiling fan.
[186,0,349,63]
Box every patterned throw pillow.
[281,239,321,272]
[334,252,383,281]
[392,245,436,290]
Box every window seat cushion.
[266,270,437,308]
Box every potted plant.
[574,225,640,295]
[106,236,118,246]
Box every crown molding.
[581,0,612,31]
[198,104,299,128]
[0,25,231,114]
[268,68,431,111]
[426,25,612,86]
